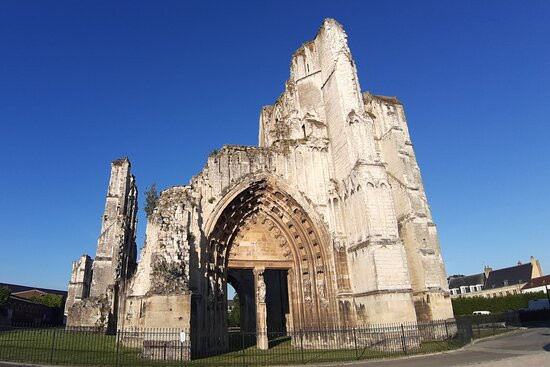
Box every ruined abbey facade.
[65,19,453,353]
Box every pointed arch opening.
[201,178,338,350]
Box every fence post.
[300,329,304,365]
[49,329,56,364]
[241,331,245,366]
[115,330,120,367]
[353,327,358,360]
[444,321,450,349]
[400,324,407,354]
[180,330,184,367]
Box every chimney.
[484,266,492,278]
[530,256,543,278]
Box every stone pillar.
[254,267,268,350]
[286,269,294,333]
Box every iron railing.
[0,319,474,366]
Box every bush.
[452,291,546,315]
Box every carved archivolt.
[206,178,335,326]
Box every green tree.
[0,287,10,306]
[144,183,159,217]
[227,294,241,327]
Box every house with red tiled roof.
[522,275,550,294]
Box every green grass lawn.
[0,329,469,366]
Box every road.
[314,326,550,367]
[1,327,548,367]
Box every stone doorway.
[264,269,290,334]
[227,268,290,349]
[200,179,339,354]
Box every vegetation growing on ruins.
[451,291,546,315]
[29,293,64,308]
[144,183,159,217]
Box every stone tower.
[66,19,453,355]
[66,158,138,328]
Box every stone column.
[254,267,268,350]
[286,268,294,333]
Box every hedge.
[452,291,547,315]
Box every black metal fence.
[456,308,550,339]
[0,319,472,366]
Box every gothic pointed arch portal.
[204,178,339,348]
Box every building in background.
[522,275,550,294]
[448,273,485,296]
[448,256,543,298]
[0,283,67,325]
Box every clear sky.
[1,1,549,291]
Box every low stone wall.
[119,329,191,361]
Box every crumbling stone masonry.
[65,19,454,356]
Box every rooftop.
[484,263,533,289]
[522,275,550,290]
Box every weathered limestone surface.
[66,158,138,330]
[88,158,138,298]
[64,255,92,318]
[66,18,453,355]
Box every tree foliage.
[227,294,240,327]
[452,291,546,315]
[30,293,64,308]
[0,287,10,306]
[144,183,159,217]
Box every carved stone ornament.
[256,271,266,303]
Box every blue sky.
[1,1,549,290]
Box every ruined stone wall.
[66,157,138,329]
[64,255,92,318]
[89,158,138,298]
[259,19,418,324]
[366,94,453,321]
[120,186,198,330]
[66,18,454,339]
[190,19,447,326]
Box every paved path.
[313,326,550,367]
[1,327,549,367]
